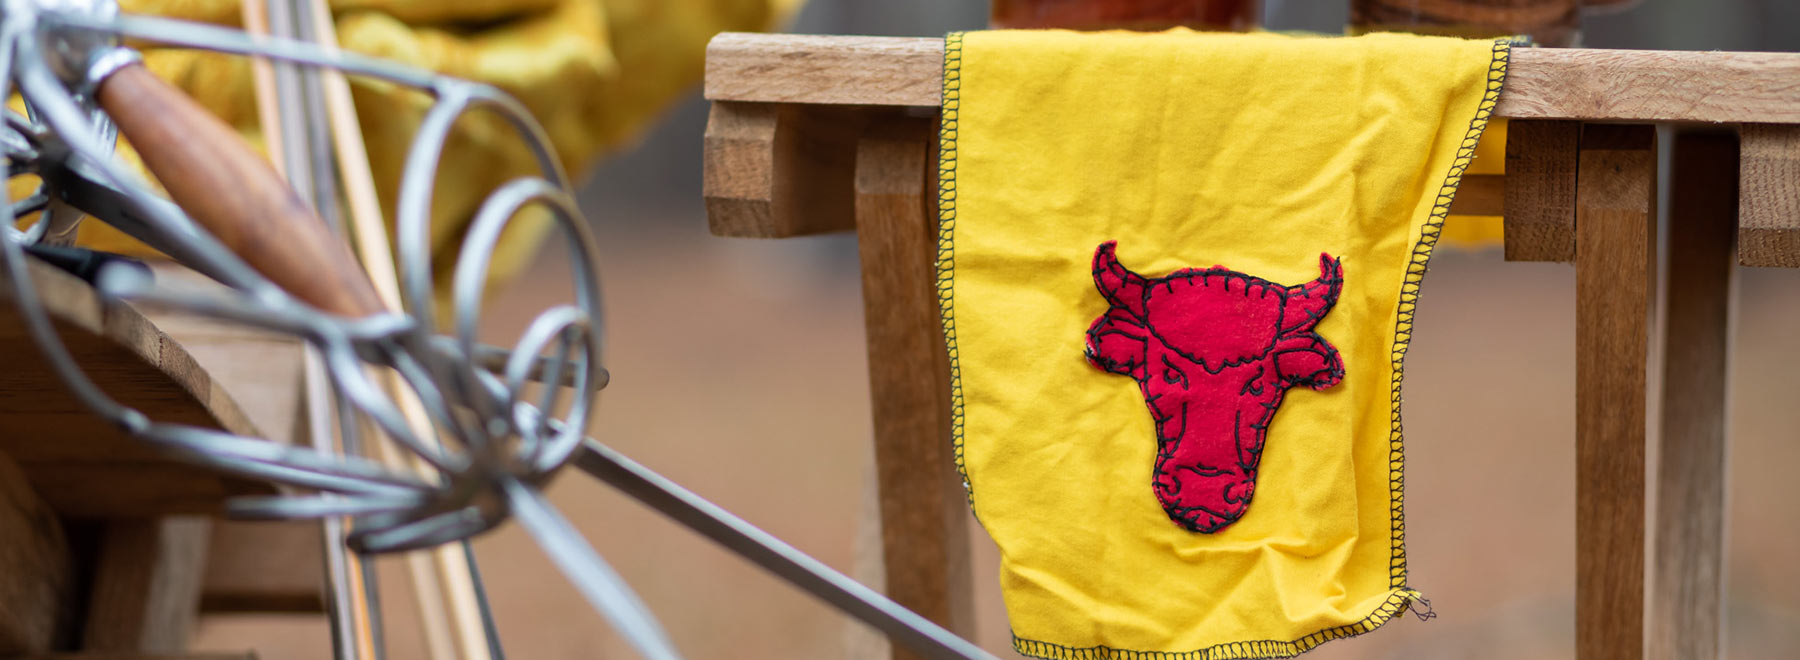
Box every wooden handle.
[96,63,385,318]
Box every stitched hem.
[941,32,1513,660]
[938,31,972,509]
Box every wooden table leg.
[853,115,976,660]
[1574,124,1656,660]
[1649,131,1737,660]
[1738,124,1800,268]
[82,517,211,654]
[1505,120,1581,263]
[0,451,75,655]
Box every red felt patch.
[1085,241,1345,533]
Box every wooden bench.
[701,33,1800,660]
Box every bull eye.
[1160,355,1187,388]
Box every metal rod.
[572,440,997,660]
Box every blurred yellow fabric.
[19,0,800,293]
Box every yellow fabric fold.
[939,29,1508,659]
[19,0,803,297]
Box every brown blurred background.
[189,1,1800,658]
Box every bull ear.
[1093,241,1148,317]
[1086,308,1149,379]
[1281,253,1342,334]
[1274,334,1344,391]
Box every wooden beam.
[1738,124,1800,268]
[705,33,1800,123]
[706,34,943,107]
[199,521,325,613]
[704,102,882,238]
[853,117,976,659]
[1505,120,1581,262]
[82,517,212,654]
[1649,131,1736,660]
[22,654,257,659]
[0,450,75,655]
[1447,174,1504,217]
[0,259,279,516]
[1574,124,1655,660]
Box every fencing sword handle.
[94,62,385,318]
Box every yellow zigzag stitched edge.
[937,31,971,511]
[934,32,1513,660]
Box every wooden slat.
[1649,131,1736,660]
[1447,174,1504,217]
[0,259,278,516]
[200,521,325,613]
[707,34,944,107]
[0,450,75,655]
[705,33,1800,124]
[1505,120,1581,262]
[704,102,877,238]
[82,517,212,654]
[853,117,976,659]
[23,654,257,659]
[1574,124,1655,660]
[1738,124,1800,268]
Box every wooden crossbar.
[705,33,1800,124]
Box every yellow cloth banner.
[938,30,1508,659]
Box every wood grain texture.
[853,117,975,659]
[1649,131,1736,660]
[0,450,75,655]
[1505,120,1581,262]
[704,34,1800,124]
[1498,49,1800,123]
[1574,123,1654,660]
[82,517,212,654]
[1449,174,1505,217]
[199,521,325,613]
[1351,0,1579,47]
[704,102,875,238]
[21,654,257,659]
[707,34,944,107]
[95,64,382,318]
[1737,124,1800,268]
[0,259,278,516]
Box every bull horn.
[1092,241,1148,315]
[1281,253,1342,333]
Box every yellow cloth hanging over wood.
[938,29,1508,659]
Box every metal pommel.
[29,0,125,89]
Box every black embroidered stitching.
[937,30,1512,660]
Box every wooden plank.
[1447,174,1504,217]
[1499,48,1800,123]
[706,34,944,107]
[704,102,876,238]
[1737,124,1800,268]
[1574,124,1655,660]
[199,521,325,613]
[23,654,258,659]
[704,33,1800,124]
[0,450,75,655]
[0,259,279,516]
[853,117,975,659]
[1505,120,1582,262]
[82,517,212,653]
[1649,131,1736,660]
